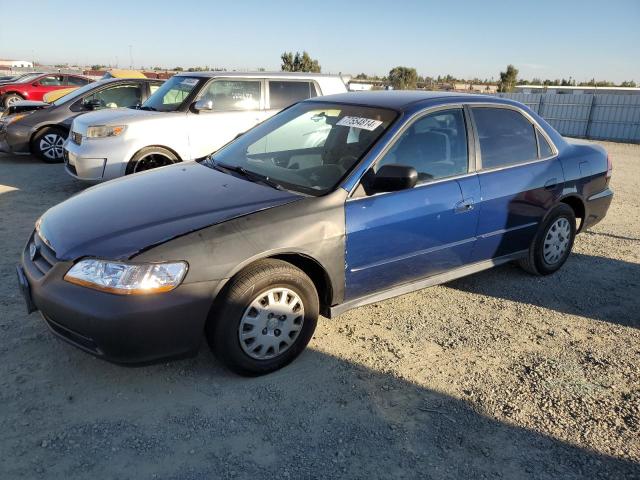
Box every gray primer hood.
[38,162,302,261]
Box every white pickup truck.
[63,72,347,181]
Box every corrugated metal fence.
[494,93,640,143]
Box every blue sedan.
[18,91,613,375]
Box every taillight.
[606,153,613,180]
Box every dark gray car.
[0,78,163,162]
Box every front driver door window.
[345,108,479,299]
[83,84,143,109]
[187,79,265,159]
[38,75,64,86]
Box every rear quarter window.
[473,107,538,169]
[537,129,555,158]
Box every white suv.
[63,72,347,181]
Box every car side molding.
[328,250,528,318]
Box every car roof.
[34,72,87,78]
[175,71,342,79]
[306,90,517,111]
[91,77,161,85]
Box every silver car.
[63,72,348,181]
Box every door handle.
[455,198,474,213]
[544,178,558,190]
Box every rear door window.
[268,81,318,110]
[200,80,262,111]
[472,107,538,169]
[66,76,90,86]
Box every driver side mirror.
[370,164,418,193]
[192,99,213,113]
[83,98,102,110]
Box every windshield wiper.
[138,105,157,111]
[213,160,283,190]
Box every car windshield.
[52,80,110,106]
[139,75,200,112]
[204,102,397,196]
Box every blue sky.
[1,0,638,82]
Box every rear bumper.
[19,232,219,364]
[583,187,613,230]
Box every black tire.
[125,146,179,175]
[31,126,68,163]
[3,93,23,108]
[518,203,576,275]
[206,259,319,376]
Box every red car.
[0,73,93,108]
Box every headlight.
[64,259,188,295]
[85,125,126,138]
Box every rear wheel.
[519,204,576,275]
[206,259,319,376]
[3,93,23,108]
[125,146,179,175]
[31,127,67,163]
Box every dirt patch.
[1,142,638,479]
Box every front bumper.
[19,231,219,364]
[63,147,107,181]
[584,187,613,230]
[0,122,32,154]
[63,136,128,181]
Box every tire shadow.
[446,252,640,329]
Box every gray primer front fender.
[134,188,348,307]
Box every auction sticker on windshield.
[336,116,383,131]
[180,78,199,86]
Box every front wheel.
[31,127,67,163]
[519,203,576,275]
[206,259,319,376]
[125,146,179,175]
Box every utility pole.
[129,45,133,69]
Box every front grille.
[25,232,58,278]
[71,131,82,145]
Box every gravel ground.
[0,141,638,479]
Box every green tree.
[388,66,418,90]
[280,51,321,73]
[498,64,518,92]
[355,73,368,80]
[620,80,637,87]
[174,66,184,72]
